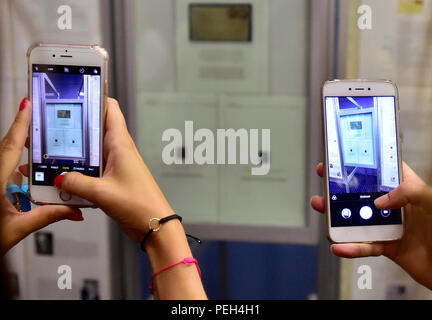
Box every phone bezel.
[322,79,404,243]
[27,43,108,207]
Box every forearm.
[145,220,207,300]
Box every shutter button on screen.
[360,206,373,220]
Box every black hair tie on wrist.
[140,214,202,252]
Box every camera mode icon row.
[341,206,391,220]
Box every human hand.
[47,98,206,299]
[0,98,83,255]
[311,162,432,289]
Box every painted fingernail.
[54,174,65,189]
[19,98,28,111]
[66,208,84,221]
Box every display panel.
[31,64,101,186]
[325,96,402,227]
[189,4,252,42]
[46,103,84,158]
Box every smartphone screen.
[31,64,101,186]
[324,96,402,227]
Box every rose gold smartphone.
[27,43,108,206]
[322,79,404,243]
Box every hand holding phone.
[322,79,404,243]
[312,160,432,290]
[0,98,83,255]
[51,99,208,300]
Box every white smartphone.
[27,43,108,206]
[322,79,404,243]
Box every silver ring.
[148,217,161,232]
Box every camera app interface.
[325,96,402,227]
[32,64,101,186]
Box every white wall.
[134,0,311,235]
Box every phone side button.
[59,191,72,202]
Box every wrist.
[126,199,174,242]
[144,219,193,271]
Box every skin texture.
[16,98,207,299]
[0,99,83,256]
[311,162,432,290]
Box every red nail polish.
[19,98,28,111]
[66,209,83,221]
[54,174,65,189]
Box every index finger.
[0,99,31,183]
[103,98,135,158]
[105,98,128,136]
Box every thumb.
[374,181,432,210]
[55,172,104,205]
[331,243,386,258]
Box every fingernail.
[54,174,65,189]
[374,195,388,208]
[66,208,83,221]
[19,98,28,111]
